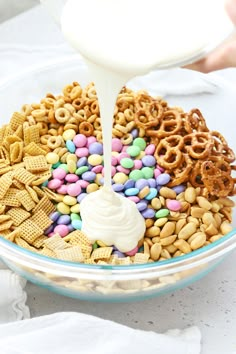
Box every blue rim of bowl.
[0,228,236,270]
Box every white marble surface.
[0,5,236,354]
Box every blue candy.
[124,187,139,196]
[77,157,88,168]
[71,219,82,230]
[66,140,76,153]
[148,178,156,188]
[145,187,158,200]
[50,211,61,222]
[136,201,148,212]
[124,179,135,190]
[156,173,171,185]
[112,183,124,192]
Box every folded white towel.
[0,269,30,324]
[0,312,201,354]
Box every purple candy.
[50,211,61,222]
[77,157,88,168]
[99,177,114,185]
[118,192,125,197]
[113,250,125,258]
[172,184,186,194]
[88,142,103,155]
[135,178,149,190]
[141,208,155,218]
[77,193,87,203]
[124,179,135,190]
[112,183,124,192]
[82,171,96,182]
[44,224,55,235]
[68,224,75,232]
[148,178,156,188]
[156,173,171,185]
[57,215,71,225]
[136,201,148,212]
[131,128,139,139]
[142,155,156,167]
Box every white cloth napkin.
[0,269,30,324]
[0,312,201,354]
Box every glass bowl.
[0,56,235,302]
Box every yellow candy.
[97,240,107,247]
[70,204,80,213]
[88,154,103,166]
[67,160,77,173]
[66,154,77,163]
[111,151,119,157]
[63,195,77,206]
[57,202,70,214]
[95,173,103,186]
[62,129,76,141]
[86,183,99,193]
[113,172,128,184]
[136,151,145,160]
[46,152,59,164]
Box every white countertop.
[0,5,236,354]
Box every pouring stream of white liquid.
[61,0,233,252]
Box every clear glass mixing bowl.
[0,56,235,302]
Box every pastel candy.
[54,224,69,237]
[67,183,82,197]
[166,199,182,211]
[73,134,87,148]
[156,173,171,185]
[53,168,67,180]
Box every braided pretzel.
[146,109,182,138]
[211,131,235,163]
[166,154,193,187]
[184,109,209,133]
[154,135,184,169]
[183,132,213,159]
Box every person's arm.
[186,0,236,73]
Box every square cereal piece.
[32,170,52,186]
[91,247,113,260]
[3,136,22,151]
[80,245,92,259]
[0,146,10,161]
[117,256,131,265]
[16,190,36,211]
[64,230,91,247]
[0,172,13,199]
[0,166,12,176]
[33,195,56,216]
[3,125,15,138]
[0,126,7,144]
[39,247,57,258]
[31,209,52,230]
[25,185,39,203]
[0,219,13,232]
[0,229,12,238]
[43,233,69,251]
[19,219,43,244]
[0,188,21,207]
[14,125,23,139]
[13,167,36,185]
[84,258,96,265]
[4,229,20,242]
[42,187,64,202]
[9,112,26,131]
[23,125,40,145]
[0,204,6,215]
[32,186,45,198]
[12,179,25,190]
[10,141,24,164]
[24,155,48,173]
[133,253,150,264]
[24,142,47,156]
[32,235,48,249]
[7,207,31,226]
[15,237,38,252]
[55,246,84,262]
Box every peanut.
[190,232,206,250]
[197,196,212,211]
[160,234,177,246]
[184,187,197,203]
[160,221,176,238]
[174,239,192,254]
[150,243,162,261]
[145,226,160,237]
[154,217,168,227]
[159,187,176,199]
[178,222,197,240]
[220,221,233,235]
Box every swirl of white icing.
[80,187,146,252]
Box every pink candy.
[47,179,63,189]
[111,156,118,166]
[121,145,128,152]
[57,185,68,194]
[65,174,79,183]
[125,246,139,256]
[116,165,130,174]
[73,134,87,148]
[166,199,181,211]
[77,180,89,189]
[102,166,116,177]
[91,165,103,173]
[67,183,82,197]
[75,147,89,158]
[154,168,161,178]
[86,136,96,147]
[127,196,140,203]
[133,160,142,170]
[112,138,123,152]
[145,143,155,155]
[53,168,67,180]
[54,225,69,237]
[157,164,165,172]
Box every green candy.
[133,137,146,151]
[120,157,134,169]
[129,170,144,181]
[71,213,81,221]
[127,145,141,157]
[52,162,61,169]
[59,164,69,172]
[155,209,170,218]
[142,166,154,179]
[76,166,89,175]
[92,242,98,250]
